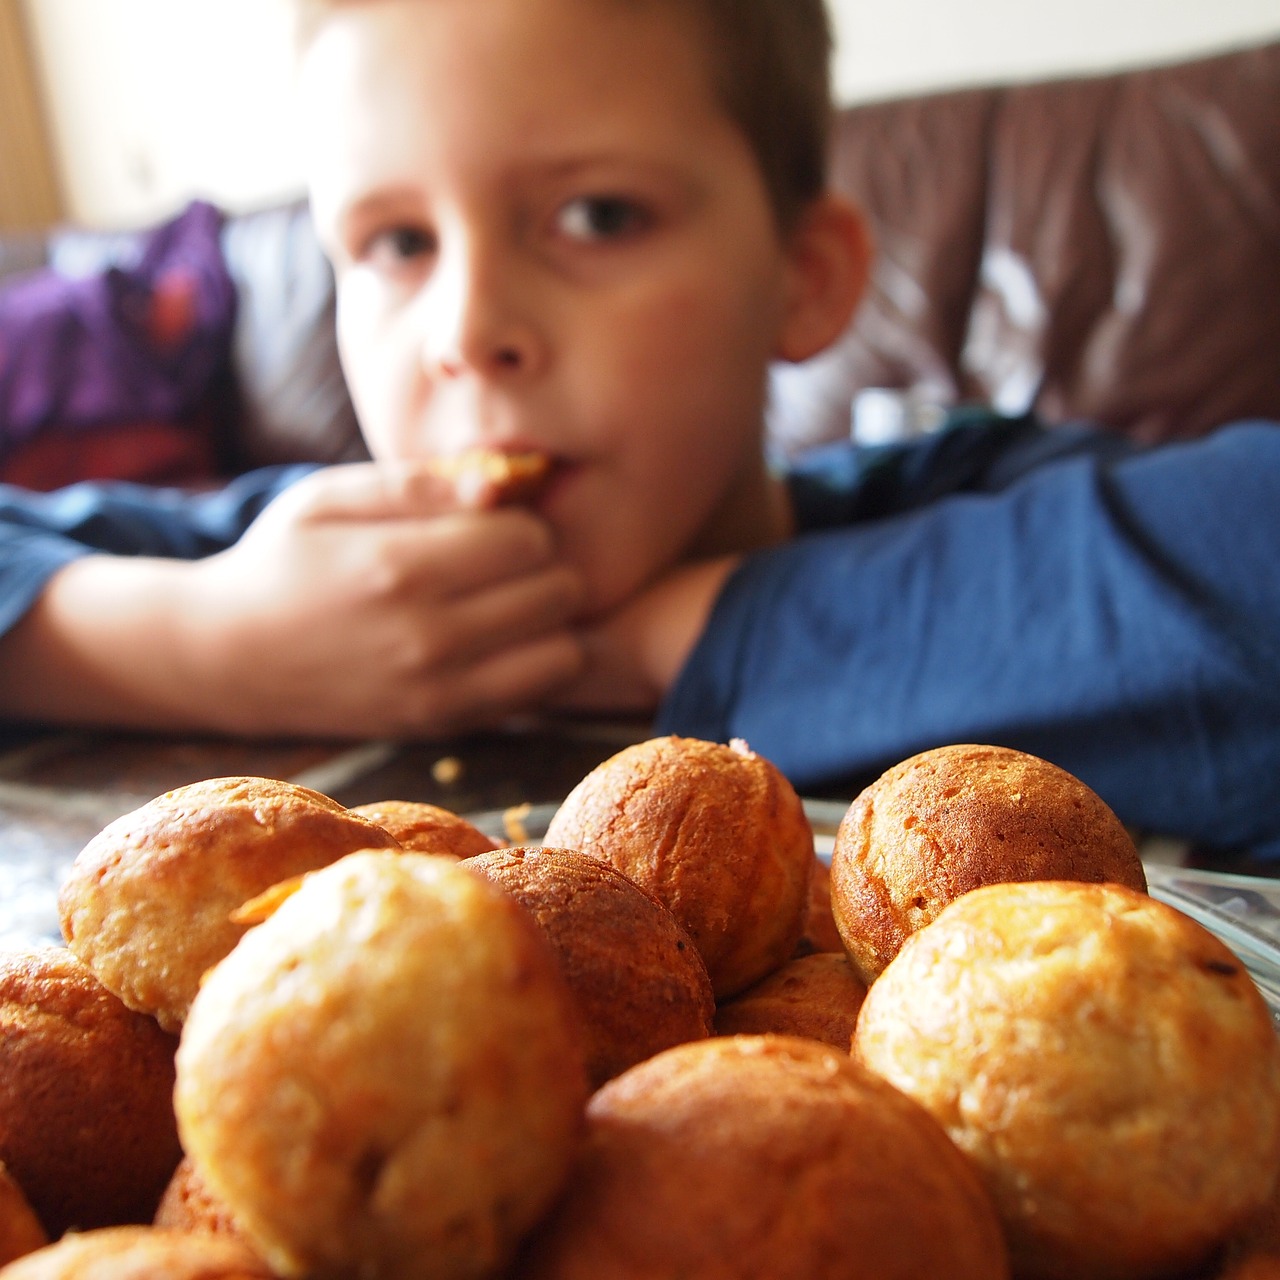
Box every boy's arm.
[0,465,586,737]
[652,421,1280,856]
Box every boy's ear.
[774,194,872,364]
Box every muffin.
[543,736,814,998]
[854,880,1280,1280]
[466,846,715,1087]
[348,800,502,858]
[175,851,588,1280]
[0,1164,47,1269]
[830,743,1147,982]
[59,776,400,1031]
[713,952,867,1049]
[518,1035,1010,1279]
[0,1226,275,1279]
[424,448,551,504]
[0,946,182,1240]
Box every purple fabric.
[0,201,237,460]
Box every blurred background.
[2,0,1279,231]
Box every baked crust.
[544,736,814,998]
[854,879,1280,1280]
[58,776,400,1032]
[713,951,866,1049]
[830,743,1146,983]
[467,845,715,1087]
[349,799,502,858]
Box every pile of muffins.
[2,736,1279,1280]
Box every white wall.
[19,0,1280,228]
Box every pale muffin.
[713,952,867,1049]
[518,1035,1009,1280]
[543,736,814,998]
[855,880,1280,1280]
[0,946,181,1240]
[175,852,587,1280]
[830,743,1147,983]
[466,846,715,1087]
[59,776,400,1031]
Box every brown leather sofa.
[2,38,1277,481]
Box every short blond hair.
[295,0,834,232]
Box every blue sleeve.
[657,421,1280,856]
[0,464,317,639]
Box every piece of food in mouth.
[424,448,553,504]
[854,878,1280,1280]
[57,775,401,1033]
[174,850,588,1280]
[543,735,815,999]
[516,1034,1011,1280]
[829,742,1148,984]
[349,799,503,858]
[466,845,716,1088]
[0,945,182,1242]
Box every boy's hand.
[2,463,587,738]
[556,556,741,716]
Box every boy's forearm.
[0,555,211,731]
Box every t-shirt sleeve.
[657,421,1280,856]
[0,464,316,639]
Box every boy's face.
[300,0,809,614]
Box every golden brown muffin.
[713,952,867,1049]
[794,855,844,956]
[830,743,1147,983]
[58,776,400,1032]
[349,799,502,858]
[0,946,182,1240]
[175,851,588,1280]
[466,846,715,1087]
[0,1164,47,1269]
[543,736,814,998]
[0,1226,276,1279]
[518,1034,1010,1280]
[154,1158,251,1248]
[1220,1257,1280,1280]
[854,880,1280,1280]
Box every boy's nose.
[421,247,545,381]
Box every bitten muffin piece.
[854,880,1280,1280]
[543,736,814,998]
[830,743,1147,983]
[0,1226,276,1278]
[0,1163,47,1269]
[59,776,400,1032]
[714,952,867,1049]
[0,946,181,1240]
[349,800,502,858]
[467,846,715,1087]
[518,1035,1010,1280]
[175,852,588,1280]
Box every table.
[0,717,652,950]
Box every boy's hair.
[294,0,834,232]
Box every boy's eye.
[555,196,649,243]
[365,225,436,266]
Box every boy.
[1,0,1278,859]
